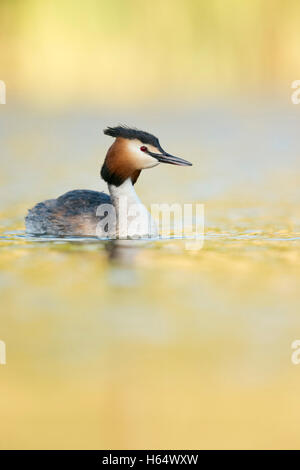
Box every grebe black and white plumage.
[25,126,192,238]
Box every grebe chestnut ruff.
[25,126,192,238]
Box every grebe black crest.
[25,125,192,238]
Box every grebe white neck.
[108,179,158,239]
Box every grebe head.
[101,125,192,186]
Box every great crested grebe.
[25,126,192,238]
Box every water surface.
[1,102,300,449]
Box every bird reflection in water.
[105,239,146,287]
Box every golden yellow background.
[0,0,300,450]
[1,0,300,105]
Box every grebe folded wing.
[25,190,111,236]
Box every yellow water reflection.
[1,223,300,449]
[1,100,300,449]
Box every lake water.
[1,100,300,449]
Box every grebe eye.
[140,146,147,152]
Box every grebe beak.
[148,150,192,166]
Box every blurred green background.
[1,0,300,451]
[1,0,300,106]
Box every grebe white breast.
[25,126,192,238]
